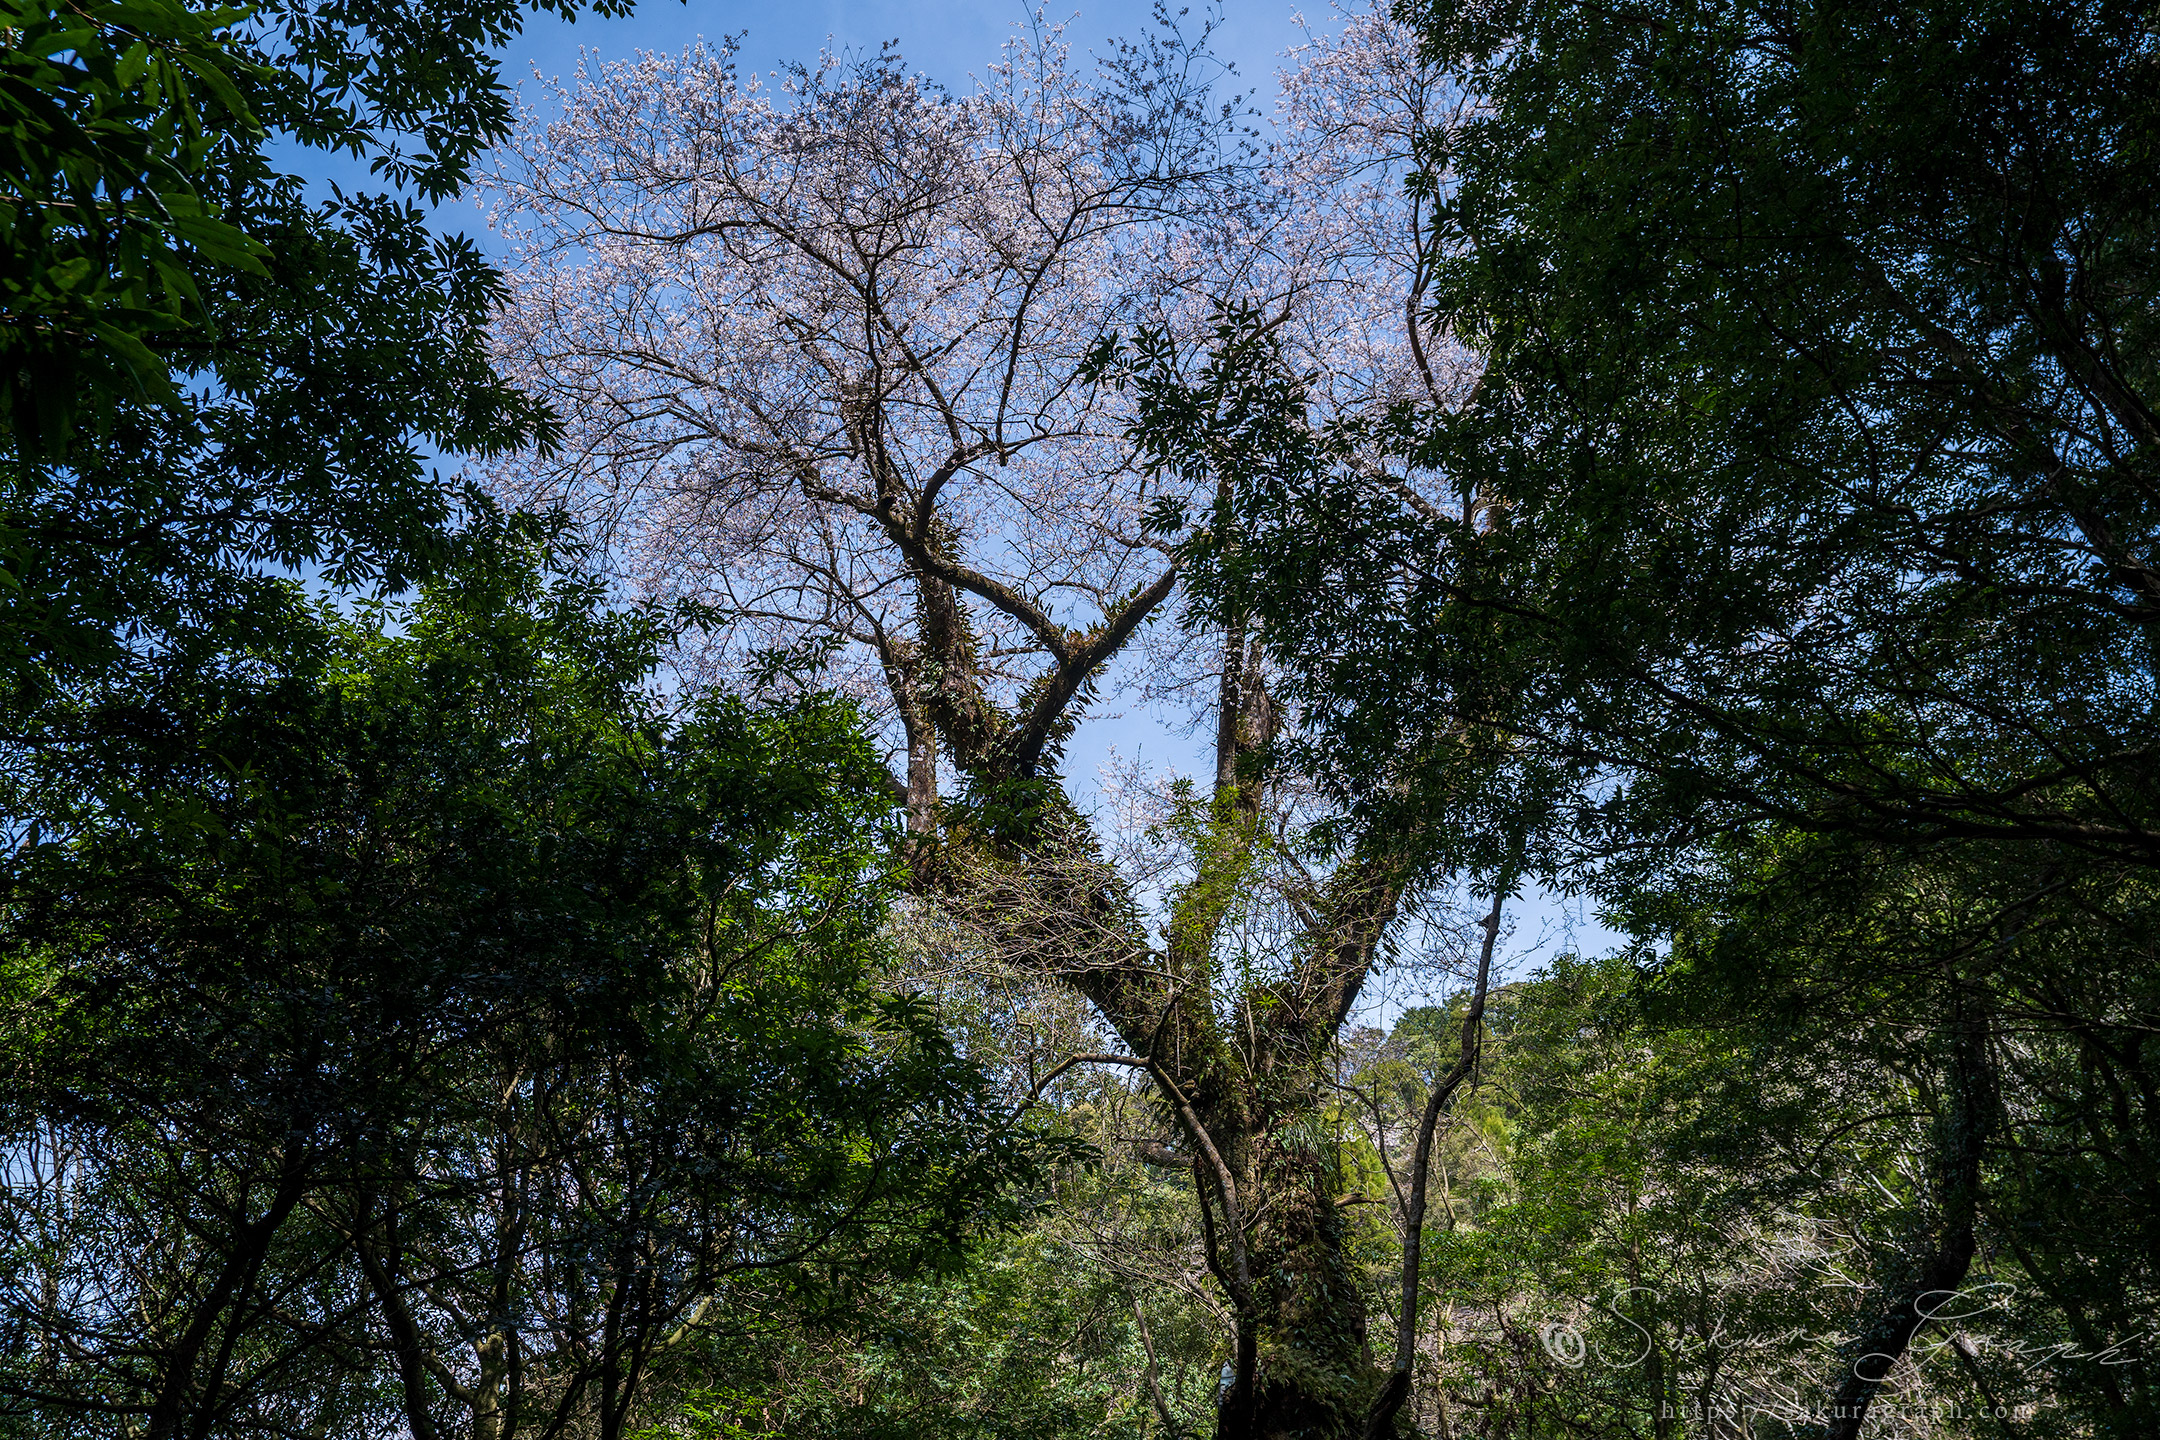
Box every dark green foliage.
[1410,0,2159,871]
[0,0,642,731]
[671,1234,1159,1440]
[0,0,268,447]
[1407,861,2159,1439]
[0,545,1035,1438]
[2,0,1070,1435]
[1646,832,2160,1436]
[1115,2,2160,1435]
[1147,0,2160,876]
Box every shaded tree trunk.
[1822,976,1997,1440]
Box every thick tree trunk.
[1230,1152,1373,1440]
[1822,977,1996,1440]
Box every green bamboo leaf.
[173,52,257,133]
[149,251,202,311]
[114,40,150,91]
[44,255,93,292]
[162,210,268,272]
[21,28,98,60]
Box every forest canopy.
[3,1,2155,1439]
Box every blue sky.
[286,2,1318,210]
[504,0,1312,110]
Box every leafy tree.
[668,1232,1167,1440]
[1130,1,2160,1435]
[0,545,1036,1439]
[1,0,267,449]
[1206,0,2160,869]
[1636,832,2160,1439]
[1,0,640,742]
[8,1,1068,1436]
[1392,867,2156,1440]
[637,975,1270,1440]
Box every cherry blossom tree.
[483,7,1477,1435]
